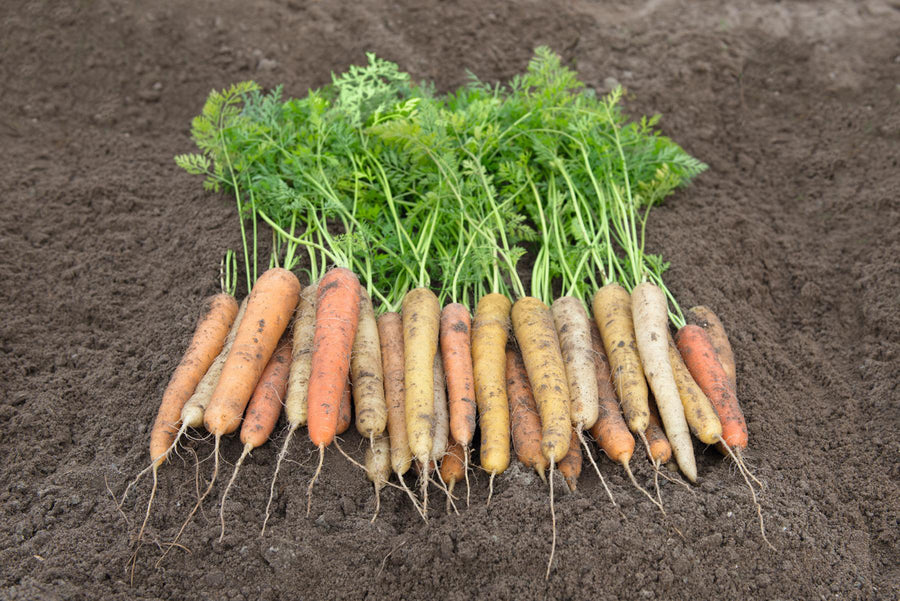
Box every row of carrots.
[119,264,766,576]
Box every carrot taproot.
[352,290,387,443]
[686,306,736,390]
[552,296,599,431]
[122,292,238,545]
[472,293,513,504]
[558,429,582,492]
[510,296,571,579]
[336,380,352,436]
[402,287,440,514]
[306,267,361,514]
[402,288,440,463]
[506,346,548,483]
[377,312,421,514]
[365,434,392,522]
[440,302,475,503]
[632,282,696,483]
[262,283,316,535]
[592,283,649,434]
[161,268,298,563]
[676,324,772,549]
[220,340,291,541]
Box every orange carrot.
[676,324,772,548]
[149,293,238,468]
[645,400,672,466]
[336,380,352,436]
[587,322,635,466]
[558,429,582,492]
[220,340,291,541]
[306,267,361,513]
[506,346,548,482]
[675,325,747,450]
[686,306,736,390]
[440,302,476,502]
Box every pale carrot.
[352,290,387,443]
[632,282,696,482]
[365,434,392,521]
[336,380,352,436]
[402,287,440,514]
[472,293,513,504]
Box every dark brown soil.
[1,1,898,599]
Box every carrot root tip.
[306,445,325,518]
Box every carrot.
[506,346,548,483]
[219,340,291,541]
[352,290,387,443]
[262,283,316,535]
[365,434,392,522]
[675,325,746,450]
[510,297,570,465]
[439,442,465,514]
[472,293,513,504]
[377,312,421,515]
[402,287,441,514]
[552,296,614,503]
[161,268,299,562]
[676,324,772,549]
[587,322,635,466]
[667,333,722,445]
[510,296,571,579]
[551,297,599,431]
[686,306,736,390]
[121,293,238,544]
[335,380,352,436]
[440,302,475,503]
[592,283,649,435]
[558,429,582,492]
[645,400,672,466]
[205,268,301,436]
[632,282,696,482]
[306,267,361,514]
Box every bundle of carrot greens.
[119,48,770,576]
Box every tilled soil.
[1,1,898,599]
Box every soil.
[1,1,898,599]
